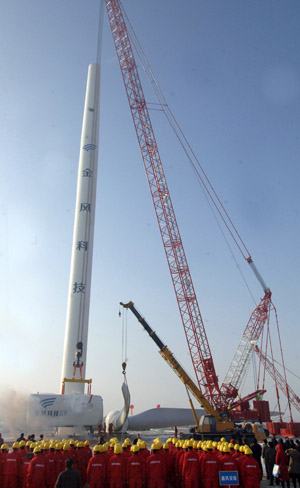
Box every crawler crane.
[120,301,268,441]
[105,1,298,428]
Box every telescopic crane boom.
[120,301,224,422]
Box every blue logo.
[39,397,56,408]
[83,144,97,151]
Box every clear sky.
[0,0,299,427]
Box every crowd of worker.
[1,432,300,488]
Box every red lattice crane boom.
[105,0,222,409]
[220,290,272,402]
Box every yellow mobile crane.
[120,301,241,438]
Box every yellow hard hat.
[43,442,50,450]
[33,446,41,453]
[26,441,32,447]
[234,444,240,450]
[229,443,234,449]
[223,444,230,453]
[114,444,123,454]
[84,440,90,446]
[19,440,26,447]
[56,442,62,450]
[1,444,9,451]
[63,443,70,451]
[49,442,56,449]
[131,445,139,453]
[151,443,158,451]
[163,443,169,450]
[12,442,19,449]
[239,445,245,452]
[206,441,213,450]
[221,437,226,442]
[244,447,253,455]
[93,444,102,452]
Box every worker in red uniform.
[146,443,166,488]
[127,445,145,488]
[0,444,9,484]
[167,441,177,488]
[83,440,92,468]
[26,446,46,488]
[4,442,21,488]
[162,443,173,487]
[75,442,87,485]
[44,441,59,488]
[232,444,242,462]
[181,440,199,488]
[240,447,261,488]
[68,441,79,471]
[61,443,71,465]
[219,444,240,487]
[174,442,184,488]
[87,444,107,488]
[138,441,150,460]
[19,441,27,459]
[108,444,125,488]
[54,442,63,478]
[20,452,32,488]
[200,441,220,488]
[237,445,246,472]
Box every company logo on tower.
[83,144,97,151]
[39,397,56,408]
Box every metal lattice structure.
[254,345,300,416]
[221,291,272,401]
[105,0,222,408]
